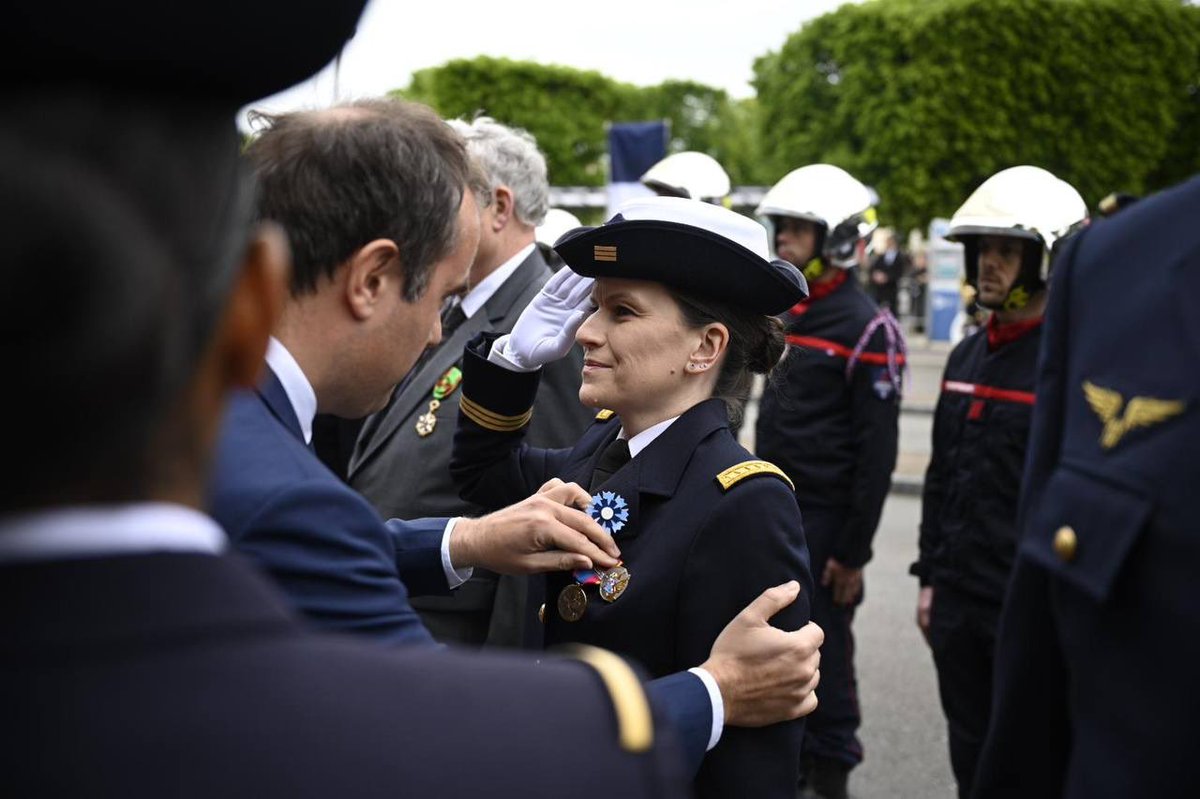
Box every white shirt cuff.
[485,334,539,373]
[440,517,473,589]
[688,667,725,751]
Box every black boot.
[808,756,850,799]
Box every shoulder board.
[716,460,795,492]
[595,409,615,421]
[560,644,652,753]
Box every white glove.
[489,266,595,372]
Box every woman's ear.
[686,322,729,375]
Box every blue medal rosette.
[572,491,632,595]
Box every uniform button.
[538,603,546,624]
[1054,526,1077,562]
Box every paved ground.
[851,493,956,798]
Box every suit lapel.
[258,366,305,443]
[348,248,554,478]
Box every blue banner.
[607,121,668,215]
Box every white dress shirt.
[266,337,471,588]
[460,243,535,320]
[0,503,225,563]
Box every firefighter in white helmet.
[640,151,731,204]
[754,164,904,799]
[911,165,1087,798]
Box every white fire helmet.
[535,208,584,248]
[948,165,1088,308]
[640,151,731,203]
[756,164,878,275]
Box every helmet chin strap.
[803,257,825,281]
[1001,285,1031,311]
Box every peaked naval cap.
[554,196,808,315]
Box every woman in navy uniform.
[910,166,1088,798]
[450,197,814,799]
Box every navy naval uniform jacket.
[207,366,448,646]
[755,272,900,569]
[973,176,1200,798]
[450,335,814,799]
[2,548,693,797]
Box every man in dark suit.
[867,231,910,312]
[0,4,695,795]
[210,101,622,647]
[973,177,1200,798]
[210,99,826,772]
[349,116,592,647]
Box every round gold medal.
[599,566,630,602]
[557,584,588,622]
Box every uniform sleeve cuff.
[441,517,473,589]
[687,667,724,751]
[486,334,540,373]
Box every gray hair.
[447,116,548,227]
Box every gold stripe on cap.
[561,644,653,752]
[594,245,618,262]
[716,460,795,492]
[595,409,615,421]
[460,395,532,432]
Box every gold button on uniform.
[1054,526,1077,562]
[538,603,546,624]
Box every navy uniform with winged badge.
[973,175,1200,798]
[450,197,814,799]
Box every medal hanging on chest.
[415,366,462,437]
[556,490,633,621]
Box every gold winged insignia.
[1082,381,1185,449]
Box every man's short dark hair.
[0,91,253,512]
[247,99,471,301]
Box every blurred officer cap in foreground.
[4,0,367,109]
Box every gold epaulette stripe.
[562,644,653,753]
[460,395,533,432]
[595,409,615,421]
[716,460,795,492]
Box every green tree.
[754,0,1200,234]
[393,58,764,187]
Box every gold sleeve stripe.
[460,396,532,432]
[716,460,795,492]
[595,409,615,421]
[561,644,653,753]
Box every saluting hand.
[448,478,620,574]
[491,266,595,372]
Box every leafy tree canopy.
[753,0,1200,233]
[393,58,765,185]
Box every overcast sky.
[242,0,853,122]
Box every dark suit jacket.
[1,551,692,798]
[207,366,448,646]
[451,339,814,799]
[207,365,715,773]
[974,176,1200,798]
[350,246,592,646]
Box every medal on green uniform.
[415,366,462,437]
